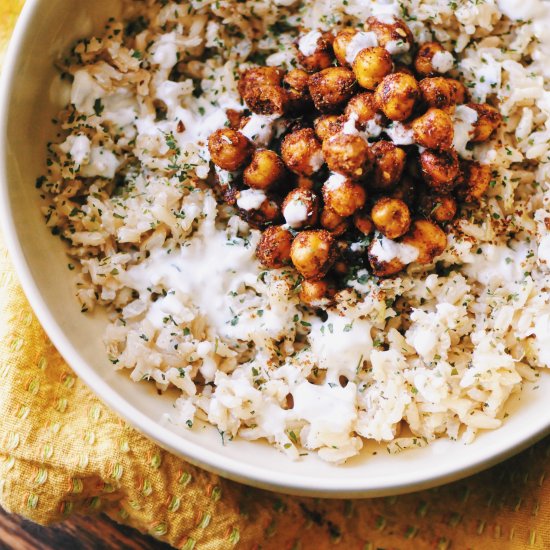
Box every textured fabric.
[1,2,550,548]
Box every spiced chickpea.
[365,16,415,56]
[256,225,293,268]
[448,79,467,104]
[344,93,378,128]
[370,140,406,191]
[281,128,324,176]
[238,193,282,228]
[238,67,287,116]
[237,67,284,97]
[283,68,312,111]
[282,188,320,229]
[420,149,460,192]
[375,73,420,121]
[402,219,447,264]
[391,176,418,207]
[411,108,454,150]
[322,134,373,180]
[296,31,335,73]
[308,67,357,112]
[225,109,244,130]
[457,160,491,202]
[371,197,411,239]
[419,77,457,110]
[368,240,406,277]
[299,278,335,306]
[467,103,502,142]
[290,229,337,279]
[243,150,287,190]
[320,208,350,236]
[418,193,457,222]
[414,42,454,77]
[353,47,393,90]
[353,209,375,235]
[322,175,367,217]
[208,128,253,171]
[332,28,363,67]
[314,115,344,142]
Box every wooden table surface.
[0,507,172,550]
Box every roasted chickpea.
[467,103,502,142]
[371,197,411,239]
[238,67,284,97]
[256,225,293,268]
[418,193,457,222]
[290,229,336,279]
[244,150,287,190]
[391,176,418,207]
[414,42,454,77]
[208,128,253,171]
[420,149,460,192]
[225,109,244,130]
[237,67,288,116]
[322,134,373,180]
[314,114,344,142]
[322,174,367,217]
[344,93,378,128]
[353,209,375,235]
[296,30,335,73]
[419,77,457,110]
[402,219,447,264]
[238,193,282,228]
[281,128,324,176]
[448,79,467,104]
[411,108,454,150]
[283,68,312,112]
[370,140,406,190]
[457,160,491,202]
[320,207,350,236]
[299,278,336,306]
[333,28,364,67]
[368,239,406,277]
[365,16,415,56]
[375,73,420,121]
[308,67,357,112]
[353,47,393,90]
[282,188,320,229]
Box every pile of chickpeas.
[207,16,501,306]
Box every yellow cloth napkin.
[2,2,550,548]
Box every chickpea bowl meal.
[2,0,550,496]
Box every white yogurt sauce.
[298,30,322,56]
[385,122,415,145]
[431,50,454,73]
[120,197,261,340]
[324,172,347,190]
[308,312,373,382]
[345,31,379,65]
[385,39,410,55]
[308,149,325,172]
[452,105,478,158]
[283,199,309,228]
[237,189,267,211]
[240,114,277,147]
[60,134,91,166]
[370,235,419,264]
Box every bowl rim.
[1,0,549,499]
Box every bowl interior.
[1,0,549,497]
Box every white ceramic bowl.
[1,0,549,498]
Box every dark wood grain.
[0,507,173,550]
